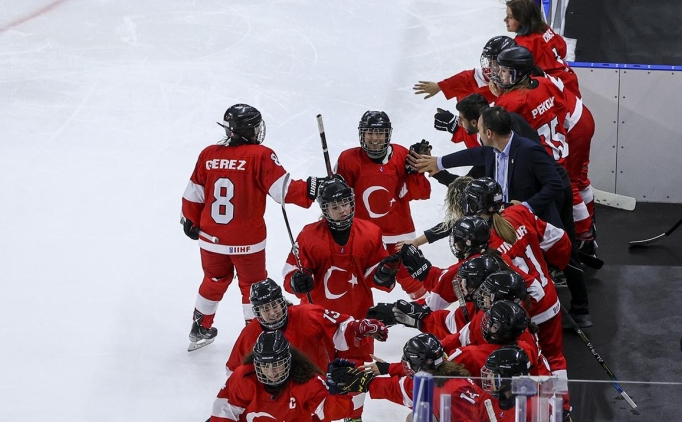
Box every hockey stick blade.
[578,251,604,269]
[629,217,682,247]
[187,338,215,352]
[592,188,636,211]
[561,307,638,409]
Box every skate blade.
[188,338,215,352]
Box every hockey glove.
[182,218,200,240]
[306,176,326,200]
[366,303,397,326]
[328,366,375,394]
[406,139,432,174]
[434,108,458,133]
[373,253,400,288]
[400,244,432,281]
[392,299,431,330]
[326,358,356,395]
[290,269,314,294]
[350,318,389,342]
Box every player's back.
[195,143,286,247]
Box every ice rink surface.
[0,1,506,420]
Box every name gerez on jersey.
[205,158,247,170]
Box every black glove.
[392,299,431,329]
[306,174,346,200]
[366,303,397,326]
[307,176,326,200]
[326,358,356,395]
[373,254,400,288]
[374,361,390,375]
[328,366,375,394]
[290,269,314,294]
[182,218,200,240]
[434,108,458,133]
[400,244,432,281]
[405,139,432,174]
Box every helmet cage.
[255,353,291,386]
[480,366,504,397]
[359,127,392,159]
[318,185,355,231]
[480,55,497,81]
[252,297,288,330]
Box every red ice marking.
[0,0,69,33]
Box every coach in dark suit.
[414,105,564,228]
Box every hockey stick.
[629,217,682,247]
[592,188,636,211]
[280,173,313,304]
[578,250,604,269]
[179,217,219,243]
[561,306,638,409]
[316,114,334,178]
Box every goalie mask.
[250,278,288,330]
[358,110,392,160]
[481,345,531,410]
[453,254,502,305]
[449,216,491,260]
[253,331,291,386]
[218,103,266,145]
[317,179,355,231]
[480,300,529,344]
[491,46,535,90]
[476,270,527,311]
[401,333,445,377]
[480,36,517,81]
[463,177,504,216]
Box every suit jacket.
[440,132,564,227]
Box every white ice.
[0,1,506,421]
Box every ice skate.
[188,312,217,352]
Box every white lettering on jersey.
[271,153,281,166]
[459,390,480,404]
[205,159,248,170]
[289,397,297,409]
[531,96,555,118]
[362,186,390,218]
[542,28,555,42]
[246,411,276,422]
[324,266,348,299]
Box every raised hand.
[392,299,432,329]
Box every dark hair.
[244,347,323,397]
[506,0,548,35]
[480,106,512,136]
[455,93,490,121]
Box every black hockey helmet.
[253,331,292,386]
[358,110,392,159]
[476,270,528,311]
[449,216,491,260]
[317,178,355,231]
[480,36,517,80]
[250,278,288,330]
[401,333,445,377]
[480,300,530,344]
[492,46,535,89]
[462,177,504,216]
[218,103,266,144]
[454,254,502,303]
[481,345,531,408]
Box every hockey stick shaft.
[316,114,334,178]
[560,307,637,409]
[281,173,313,304]
[179,217,219,243]
[629,217,682,246]
[578,250,604,269]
